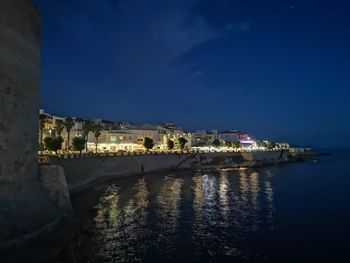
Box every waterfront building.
[218,130,240,142]
[39,109,83,150]
[86,130,143,152]
[86,124,171,152]
[218,130,253,143]
[38,110,277,153]
[115,121,137,130]
[191,130,218,146]
[39,111,194,152]
[127,124,169,149]
[161,123,192,149]
[207,130,218,143]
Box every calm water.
[62,150,350,262]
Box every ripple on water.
[62,168,277,262]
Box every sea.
[59,150,350,262]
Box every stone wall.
[39,165,73,214]
[52,151,285,192]
[0,0,58,245]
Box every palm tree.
[63,117,75,152]
[82,120,93,152]
[93,124,103,153]
[39,114,47,153]
[55,119,64,138]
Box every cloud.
[110,0,223,64]
[40,0,250,121]
[42,0,239,69]
[42,0,225,89]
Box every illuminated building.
[191,130,218,146]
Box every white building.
[218,130,239,142]
[87,130,143,152]
[87,124,170,152]
[191,130,218,146]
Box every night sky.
[36,0,350,148]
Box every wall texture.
[0,0,58,244]
[52,151,286,192]
[39,165,73,214]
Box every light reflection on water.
[155,176,183,256]
[57,152,350,262]
[68,168,276,262]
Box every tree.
[39,114,47,152]
[72,136,86,154]
[178,137,188,150]
[212,139,221,147]
[143,137,154,151]
[63,117,75,152]
[266,141,276,149]
[193,141,207,147]
[82,120,93,152]
[231,141,240,149]
[257,141,267,148]
[167,139,174,150]
[44,136,63,154]
[55,119,64,138]
[225,141,232,147]
[93,124,103,153]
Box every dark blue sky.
[37,0,350,148]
